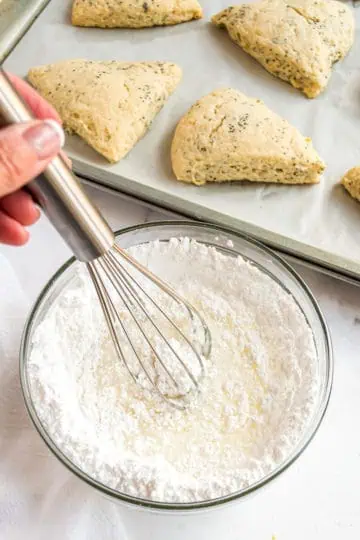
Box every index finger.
[6,73,62,124]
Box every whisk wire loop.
[108,247,204,387]
[87,243,211,408]
[87,263,141,385]
[97,255,182,391]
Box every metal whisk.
[0,69,211,407]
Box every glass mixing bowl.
[19,222,332,536]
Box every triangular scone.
[342,167,360,203]
[28,59,182,163]
[212,0,354,98]
[72,0,202,28]
[171,89,325,185]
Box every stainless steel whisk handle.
[0,69,114,262]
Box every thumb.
[0,119,64,198]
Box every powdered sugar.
[27,238,319,503]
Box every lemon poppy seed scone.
[171,89,325,185]
[72,0,202,28]
[212,0,354,98]
[28,59,182,163]
[342,167,360,203]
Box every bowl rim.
[19,220,333,511]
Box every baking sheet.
[3,0,360,279]
[0,0,49,62]
[82,179,360,286]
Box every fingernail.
[34,205,41,222]
[23,119,65,160]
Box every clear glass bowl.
[19,221,333,513]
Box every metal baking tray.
[82,179,360,287]
[0,0,49,62]
[2,0,360,283]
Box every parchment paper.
[3,0,360,274]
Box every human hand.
[0,74,65,245]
